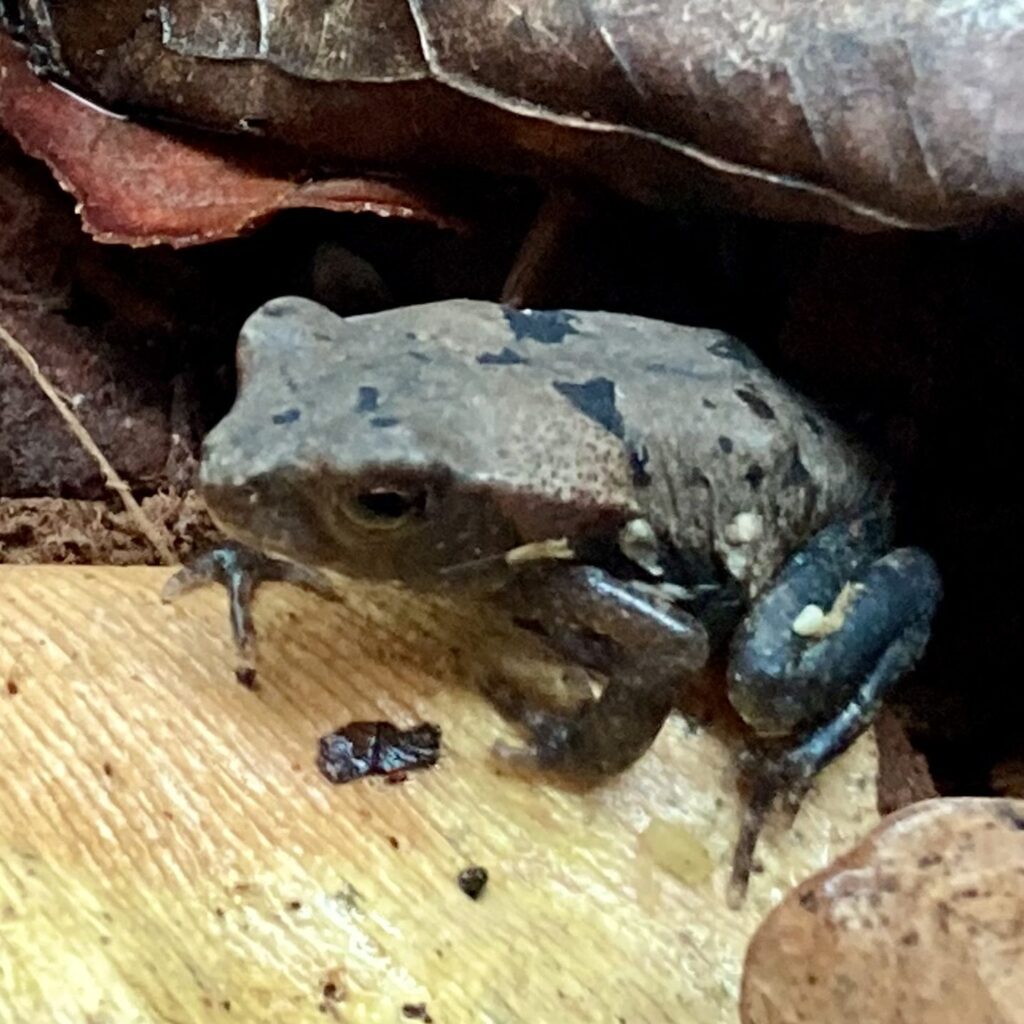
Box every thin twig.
[0,318,177,565]
[501,188,585,307]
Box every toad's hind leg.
[726,517,941,902]
[492,564,710,776]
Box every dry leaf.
[5,2,1024,229]
[742,797,1024,1024]
[0,34,457,247]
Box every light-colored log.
[0,567,878,1023]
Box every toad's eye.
[342,487,428,529]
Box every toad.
[166,298,941,899]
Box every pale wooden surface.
[0,567,879,1024]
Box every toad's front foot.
[162,543,337,687]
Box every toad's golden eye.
[342,487,428,529]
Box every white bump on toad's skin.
[618,518,663,576]
[792,582,866,638]
[724,511,764,545]
[792,604,827,636]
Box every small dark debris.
[798,889,819,913]
[457,865,489,900]
[235,666,258,690]
[369,416,400,429]
[917,852,943,868]
[356,386,379,412]
[272,407,301,425]
[402,1003,432,1022]
[286,900,302,911]
[900,930,920,946]
[735,387,776,420]
[102,761,113,777]
[503,307,578,344]
[717,436,733,454]
[477,347,527,365]
[385,771,409,785]
[702,398,717,409]
[317,721,442,784]
[322,982,343,1002]
[5,679,18,695]
[388,836,400,850]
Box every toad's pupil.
[357,489,425,519]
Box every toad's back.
[217,299,881,596]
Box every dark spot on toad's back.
[503,307,579,344]
[803,412,824,436]
[718,436,733,454]
[703,397,717,409]
[707,337,761,368]
[262,301,296,318]
[457,865,489,900]
[407,350,431,363]
[553,377,625,439]
[744,464,765,490]
[370,416,400,429]
[629,445,652,487]
[735,388,776,420]
[477,347,527,365]
[997,801,1024,830]
[272,408,300,425]
[317,721,441,783]
[356,386,379,413]
[783,448,812,487]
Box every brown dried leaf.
[0,34,457,247]
[741,798,1024,1024]
[6,2,1024,229]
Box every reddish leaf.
[0,35,457,247]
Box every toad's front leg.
[726,516,942,900]
[492,564,710,776]
[162,544,338,687]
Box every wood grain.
[0,567,879,1023]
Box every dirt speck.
[317,721,441,783]
[457,865,489,900]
